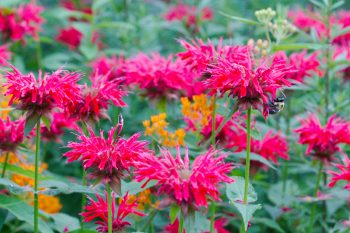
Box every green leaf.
[0,163,47,180]
[231,152,277,170]
[49,213,80,233]
[41,115,51,130]
[268,180,299,206]
[0,178,32,194]
[226,176,257,203]
[24,112,40,137]
[272,43,326,51]
[253,217,285,233]
[0,195,54,233]
[219,11,261,25]
[95,21,135,30]
[251,128,262,140]
[39,180,98,195]
[121,180,157,196]
[170,204,180,224]
[231,202,261,231]
[92,0,110,12]
[331,0,344,11]
[0,208,8,231]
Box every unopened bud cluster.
[247,39,269,57]
[255,8,276,24]
[268,19,297,42]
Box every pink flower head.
[134,147,234,208]
[294,114,350,162]
[274,51,322,83]
[90,55,125,80]
[125,53,191,99]
[82,192,145,233]
[0,44,11,66]
[56,26,83,50]
[0,2,44,42]
[205,55,292,118]
[40,112,78,143]
[328,155,350,190]
[0,117,25,151]
[64,122,149,193]
[66,73,127,122]
[3,66,81,117]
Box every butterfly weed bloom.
[64,122,149,194]
[328,155,350,190]
[0,117,24,152]
[0,2,44,42]
[294,114,350,162]
[66,72,127,122]
[124,53,191,100]
[134,147,234,210]
[82,192,145,233]
[143,113,186,147]
[3,66,81,119]
[205,52,292,118]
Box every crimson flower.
[90,55,125,81]
[0,44,11,65]
[0,2,44,42]
[0,117,25,151]
[134,147,234,208]
[66,73,127,122]
[205,55,292,118]
[124,53,191,99]
[294,114,350,161]
[64,123,149,193]
[56,26,83,50]
[82,192,144,233]
[3,66,81,117]
[328,155,350,190]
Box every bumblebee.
[268,92,285,115]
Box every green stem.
[307,161,324,233]
[210,202,216,233]
[80,170,87,232]
[34,119,41,233]
[211,96,217,147]
[241,107,252,233]
[179,213,184,233]
[36,39,42,70]
[1,152,10,178]
[107,184,113,233]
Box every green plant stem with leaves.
[1,152,10,178]
[34,119,41,233]
[107,184,113,233]
[241,107,252,233]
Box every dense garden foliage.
[0,0,350,232]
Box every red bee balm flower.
[56,26,83,50]
[294,114,350,161]
[64,123,149,193]
[328,155,350,190]
[0,118,25,151]
[205,55,292,118]
[134,147,234,208]
[3,66,81,117]
[82,192,145,233]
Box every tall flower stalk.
[107,184,112,233]
[34,119,41,233]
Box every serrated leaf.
[232,202,261,231]
[231,152,277,170]
[219,11,261,25]
[170,204,180,223]
[0,195,54,233]
[24,112,40,137]
[226,176,257,203]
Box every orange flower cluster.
[122,189,159,211]
[143,113,185,147]
[181,94,214,130]
[0,87,12,119]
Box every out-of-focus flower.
[3,66,81,117]
[121,189,159,211]
[82,192,145,233]
[274,50,322,83]
[0,152,20,165]
[0,2,44,42]
[143,113,186,147]
[0,118,24,151]
[0,44,11,65]
[64,123,149,194]
[328,154,350,190]
[0,87,12,119]
[40,112,78,142]
[11,162,47,187]
[164,3,213,30]
[134,147,234,208]
[181,94,214,131]
[294,114,350,162]
[28,193,62,214]
[56,26,83,50]
[90,55,125,80]
[205,54,292,118]
[124,53,191,99]
[65,73,127,122]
